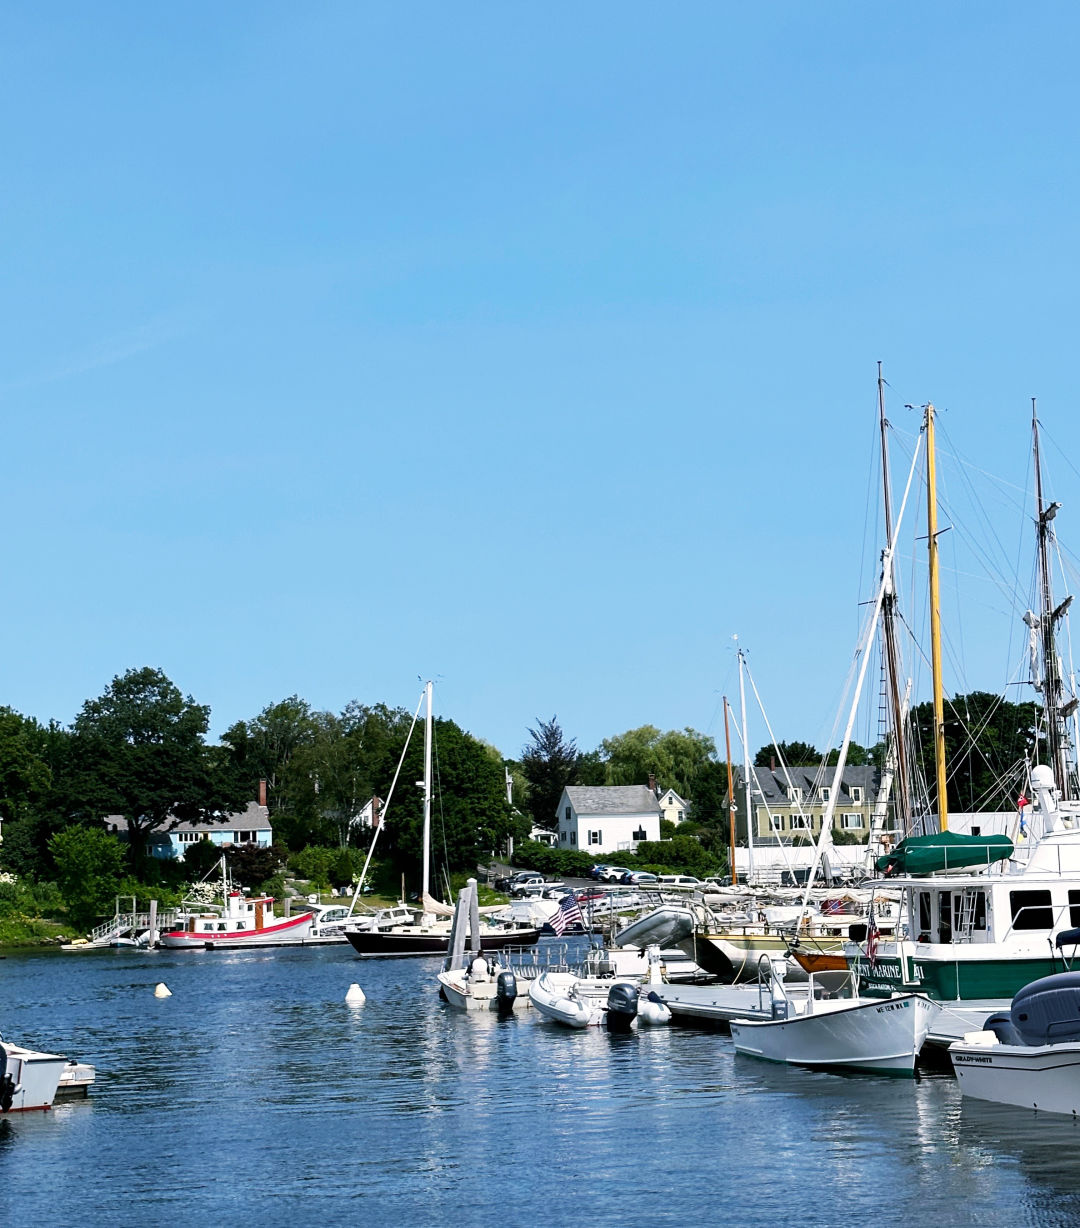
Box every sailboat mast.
[723,697,737,887]
[925,403,949,832]
[1032,400,1067,796]
[422,680,433,901]
[878,363,913,834]
[738,646,755,880]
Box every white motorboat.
[2,1041,72,1112]
[437,879,526,1013]
[949,970,1080,1115]
[159,857,314,949]
[729,966,936,1075]
[529,970,604,1028]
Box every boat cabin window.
[1010,889,1054,930]
[1069,890,1080,928]
[918,891,932,939]
[971,890,986,930]
[939,891,952,943]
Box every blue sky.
[3,4,1080,763]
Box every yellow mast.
[925,403,949,831]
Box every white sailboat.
[344,682,541,957]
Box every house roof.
[658,788,688,806]
[743,765,882,806]
[564,785,661,817]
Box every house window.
[570,831,576,845]
[791,814,809,830]
[560,831,566,843]
[632,827,647,841]
[769,813,783,831]
[841,813,862,830]
[677,810,684,821]
[850,787,863,804]
[588,830,602,846]
[789,787,802,804]
[565,806,571,823]
[821,787,831,803]
[1010,889,1053,930]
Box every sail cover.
[876,831,1014,876]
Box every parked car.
[620,871,659,885]
[600,866,631,882]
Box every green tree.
[909,690,1039,813]
[220,696,318,847]
[383,717,515,889]
[754,740,820,767]
[600,726,716,798]
[520,717,580,832]
[64,667,245,862]
[48,826,126,929]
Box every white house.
[657,787,688,826]
[555,785,662,855]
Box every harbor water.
[3,941,1080,1226]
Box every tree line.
[0,668,1044,903]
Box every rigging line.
[346,687,426,917]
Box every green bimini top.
[876,830,1014,876]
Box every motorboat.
[729,963,936,1075]
[1,1039,87,1112]
[437,879,526,1013]
[529,970,604,1028]
[159,857,313,949]
[949,970,1080,1114]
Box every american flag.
[550,892,585,936]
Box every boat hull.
[951,1039,1080,1115]
[529,972,602,1027]
[852,945,1063,1002]
[160,912,314,948]
[730,994,937,1075]
[346,926,542,958]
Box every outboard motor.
[1011,971,1080,1045]
[0,1046,14,1114]
[606,982,639,1032]
[495,971,518,1016]
[982,1011,1024,1046]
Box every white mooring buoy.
[154,982,172,998]
[345,983,366,1005]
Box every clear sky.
[3,4,1080,763]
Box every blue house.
[106,800,275,861]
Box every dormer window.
[850,787,863,804]
[821,787,831,803]
[789,787,802,804]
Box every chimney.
[258,778,267,809]
[770,755,775,773]
[648,773,657,795]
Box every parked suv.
[600,866,631,882]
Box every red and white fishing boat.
[160,858,313,949]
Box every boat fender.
[496,971,518,1015]
[605,982,638,1032]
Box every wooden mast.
[878,363,913,834]
[924,403,949,832]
